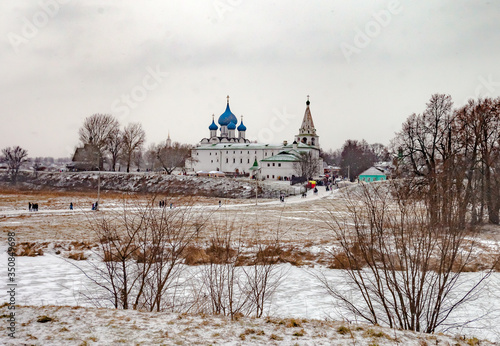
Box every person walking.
[29,202,32,211]
[69,202,73,210]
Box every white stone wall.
[261,161,296,180]
[189,145,323,179]
[191,147,282,174]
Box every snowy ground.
[1,182,500,344]
[1,251,499,345]
[3,304,497,346]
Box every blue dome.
[237,120,246,131]
[209,119,218,131]
[227,121,236,130]
[218,103,237,126]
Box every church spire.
[300,95,315,132]
[166,131,172,147]
[296,96,319,148]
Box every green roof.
[249,158,260,170]
[261,151,301,162]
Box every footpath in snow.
[0,182,341,217]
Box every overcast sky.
[1,1,499,158]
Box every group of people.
[91,201,99,210]
[159,200,174,209]
[28,202,39,211]
[279,195,286,202]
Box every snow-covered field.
[1,182,500,345]
[1,250,499,345]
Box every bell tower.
[295,95,319,148]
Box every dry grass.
[66,252,87,261]
[13,242,46,256]
[1,187,499,271]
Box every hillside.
[0,171,300,199]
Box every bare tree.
[85,207,143,309]
[394,94,454,178]
[139,201,208,312]
[393,94,466,225]
[293,151,321,181]
[243,237,284,318]
[107,128,123,171]
[156,141,192,174]
[200,223,249,319]
[320,148,342,166]
[1,146,29,183]
[79,114,120,165]
[370,143,390,162]
[318,180,494,333]
[133,150,143,172]
[144,143,159,171]
[339,139,377,181]
[474,98,500,224]
[394,94,500,225]
[122,123,146,173]
[198,213,285,319]
[79,196,209,311]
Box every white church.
[188,96,322,180]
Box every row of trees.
[77,114,192,173]
[321,94,500,225]
[78,114,146,172]
[393,94,500,225]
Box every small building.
[260,152,299,180]
[70,143,101,171]
[359,167,387,182]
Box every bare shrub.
[75,196,210,311]
[199,220,248,319]
[197,211,286,319]
[318,180,495,334]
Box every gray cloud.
[0,0,499,158]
